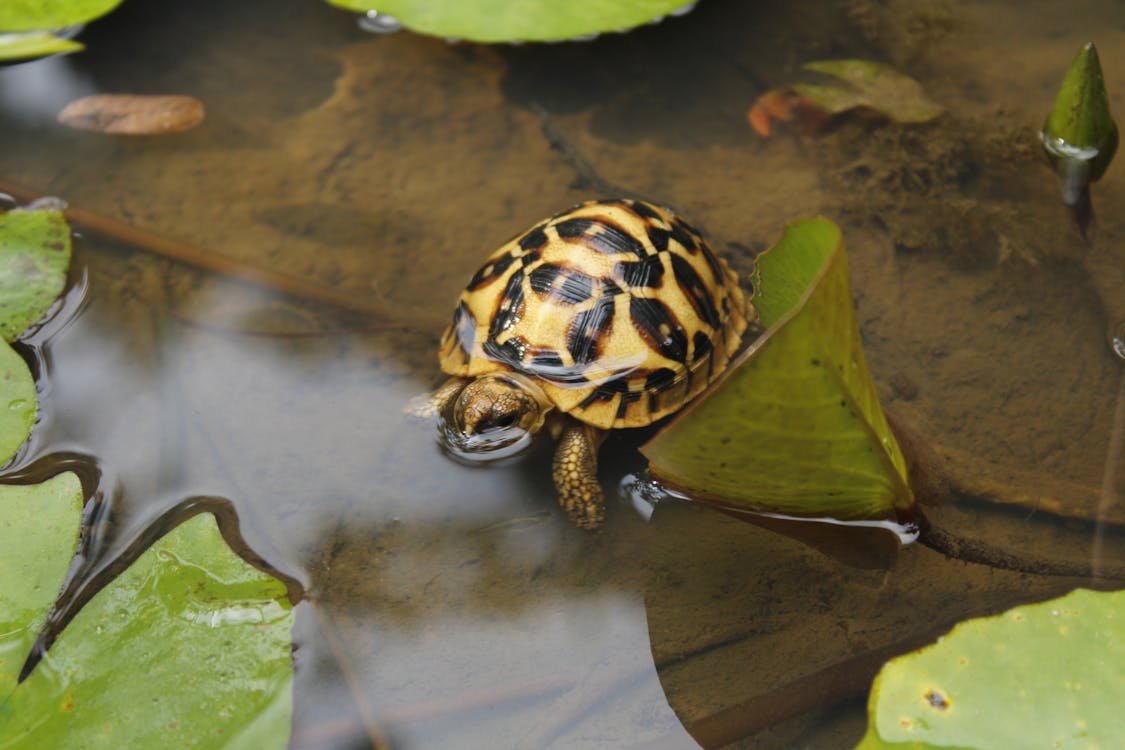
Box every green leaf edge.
[0,32,83,61]
[0,338,37,467]
[0,472,85,699]
[0,208,73,342]
[0,0,124,33]
[322,0,693,42]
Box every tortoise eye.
[494,414,517,429]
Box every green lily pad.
[324,0,695,42]
[0,501,296,748]
[855,588,1124,749]
[0,339,36,467]
[0,31,83,61]
[0,473,85,698]
[0,0,123,32]
[641,217,913,520]
[0,208,72,342]
[793,60,944,124]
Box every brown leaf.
[57,94,205,135]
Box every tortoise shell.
[439,199,751,430]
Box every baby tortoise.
[426,199,751,529]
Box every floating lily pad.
[0,208,72,342]
[0,0,123,32]
[0,504,296,748]
[794,60,944,123]
[0,339,37,467]
[0,473,85,700]
[641,218,913,521]
[0,31,82,61]
[324,0,696,42]
[855,588,1125,749]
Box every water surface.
[2,0,1124,747]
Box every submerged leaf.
[57,94,206,135]
[0,208,72,341]
[324,0,697,43]
[641,218,913,521]
[0,31,82,61]
[0,0,124,32]
[797,60,944,123]
[0,473,85,697]
[0,508,296,748]
[0,339,37,466]
[751,60,943,137]
[855,588,1125,749]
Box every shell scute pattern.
[439,199,750,430]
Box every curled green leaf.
[641,218,913,521]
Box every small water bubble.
[1111,319,1125,361]
[358,10,402,35]
[619,472,688,521]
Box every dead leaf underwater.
[57,94,205,135]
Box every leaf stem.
[0,179,444,328]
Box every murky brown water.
[2,0,1125,747]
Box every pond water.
[2,0,1125,747]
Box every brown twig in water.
[918,521,1125,581]
[0,179,444,329]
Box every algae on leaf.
[856,588,1125,749]
[641,218,913,521]
[0,208,72,342]
[0,508,296,749]
[324,0,696,42]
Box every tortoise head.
[442,372,550,460]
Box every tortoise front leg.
[552,420,608,530]
[405,376,468,419]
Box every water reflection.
[358,11,403,36]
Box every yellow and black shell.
[439,199,751,430]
